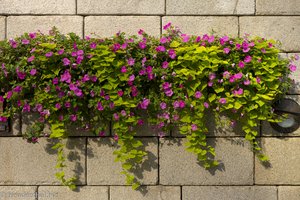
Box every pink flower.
[195,91,202,99]
[138,29,144,35]
[208,35,215,43]
[223,71,230,79]
[99,131,105,137]
[127,58,135,66]
[168,49,176,59]
[209,73,216,80]
[70,114,77,122]
[121,66,127,73]
[195,36,201,42]
[29,32,36,39]
[140,98,150,109]
[137,119,144,125]
[74,89,83,97]
[229,75,236,83]
[173,101,180,109]
[244,55,252,63]
[219,98,227,104]
[16,68,26,80]
[129,74,135,82]
[22,103,31,112]
[60,70,71,83]
[97,102,104,111]
[160,37,168,44]
[114,134,119,141]
[156,45,166,52]
[204,102,209,108]
[223,48,231,54]
[30,69,37,76]
[238,61,245,68]
[65,102,71,108]
[220,36,229,45]
[146,66,153,74]
[27,55,35,62]
[113,113,119,121]
[191,124,198,131]
[208,81,213,87]
[289,64,297,72]
[52,77,59,85]
[261,48,266,53]
[90,76,97,82]
[163,22,171,30]
[181,34,190,42]
[55,103,61,109]
[0,116,8,122]
[117,90,124,97]
[179,100,185,108]
[22,39,30,45]
[160,102,167,110]
[9,39,18,48]
[0,96,3,102]
[256,77,261,84]
[45,52,53,57]
[164,88,173,97]
[139,42,146,49]
[233,88,244,96]
[131,86,138,97]
[243,79,251,85]
[234,73,243,79]
[82,74,90,82]
[63,58,70,66]
[90,42,97,49]
[13,86,22,93]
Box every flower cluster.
[0,24,296,189]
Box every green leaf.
[39,43,57,49]
[180,115,191,123]
[170,41,180,48]
[122,163,132,170]
[208,94,216,102]
[50,122,66,138]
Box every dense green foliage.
[0,24,297,189]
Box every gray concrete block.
[255,138,300,184]
[278,186,300,200]
[0,0,76,14]
[0,16,5,40]
[110,186,181,200]
[85,16,161,38]
[38,186,108,200]
[7,16,83,38]
[239,17,300,52]
[162,16,238,37]
[182,186,277,200]
[78,0,164,15]
[166,0,254,15]
[0,186,37,200]
[0,138,86,185]
[256,0,300,15]
[87,138,158,185]
[160,138,253,185]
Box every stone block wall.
[0,0,299,199]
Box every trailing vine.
[0,24,297,189]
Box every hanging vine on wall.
[0,23,297,189]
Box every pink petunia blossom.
[179,100,185,108]
[55,103,61,109]
[127,58,135,66]
[97,102,104,111]
[113,113,119,121]
[204,102,209,108]
[30,69,37,76]
[160,37,168,44]
[60,70,71,83]
[70,114,77,122]
[181,34,190,43]
[27,55,35,62]
[243,79,251,85]
[29,32,36,39]
[63,58,70,66]
[137,119,144,125]
[164,88,173,97]
[168,49,176,59]
[195,91,202,99]
[129,74,135,82]
[140,98,150,109]
[117,90,124,97]
[223,48,231,54]
[90,42,97,49]
[45,52,53,57]
[220,36,229,45]
[244,55,252,63]
[82,74,90,82]
[208,35,215,43]
[238,61,245,68]
[234,72,243,79]
[138,29,144,35]
[219,98,227,104]
[156,45,166,52]
[22,39,30,45]
[139,42,146,49]
[162,61,169,69]
[191,124,198,131]
[163,22,171,30]
[256,77,261,84]
[160,102,167,110]
[289,64,297,72]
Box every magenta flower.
[146,66,153,74]
[173,115,179,121]
[233,88,244,96]
[13,86,22,93]
[168,49,176,59]
[195,91,202,99]
[113,113,119,121]
[140,98,150,109]
[0,116,8,122]
[162,82,171,90]
[29,32,36,39]
[164,88,173,97]
[121,110,126,116]
[114,134,119,141]
[1,63,8,77]
[191,124,198,131]
[181,34,190,43]
[208,81,213,87]
[65,102,71,108]
[129,74,135,82]
[127,58,135,66]
[209,73,216,80]
[74,89,83,97]
[223,71,230,79]
[156,45,166,52]
[160,102,167,110]
[223,48,230,54]
[22,39,30,45]
[179,100,185,108]
[117,90,124,97]
[109,102,115,109]
[219,98,227,104]
[238,61,245,68]
[70,114,77,122]
[229,75,236,83]
[131,86,138,97]
[99,131,105,137]
[137,119,144,125]
[220,36,229,45]
[160,37,168,44]
[113,43,121,51]
[256,77,261,84]
[208,35,215,43]
[30,69,37,76]
[9,39,18,48]
[90,42,97,49]
[22,103,31,112]
[163,22,171,30]
[121,66,127,73]
[244,55,252,63]
[173,101,180,109]
[16,68,26,80]
[97,102,104,111]
[204,102,209,108]
[289,64,297,72]
[0,96,4,102]
[138,29,144,35]
[52,77,59,85]
[90,76,97,82]
[162,61,169,69]
[139,42,146,49]
[139,69,146,75]
[234,73,243,79]
[244,79,251,85]
[27,55,35,62]
[45,52,53,57]
[63,58,70,66]
[82,74,90,82]
[55,103,61,110]
[77,50,84,56]
[60,70,71,83]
